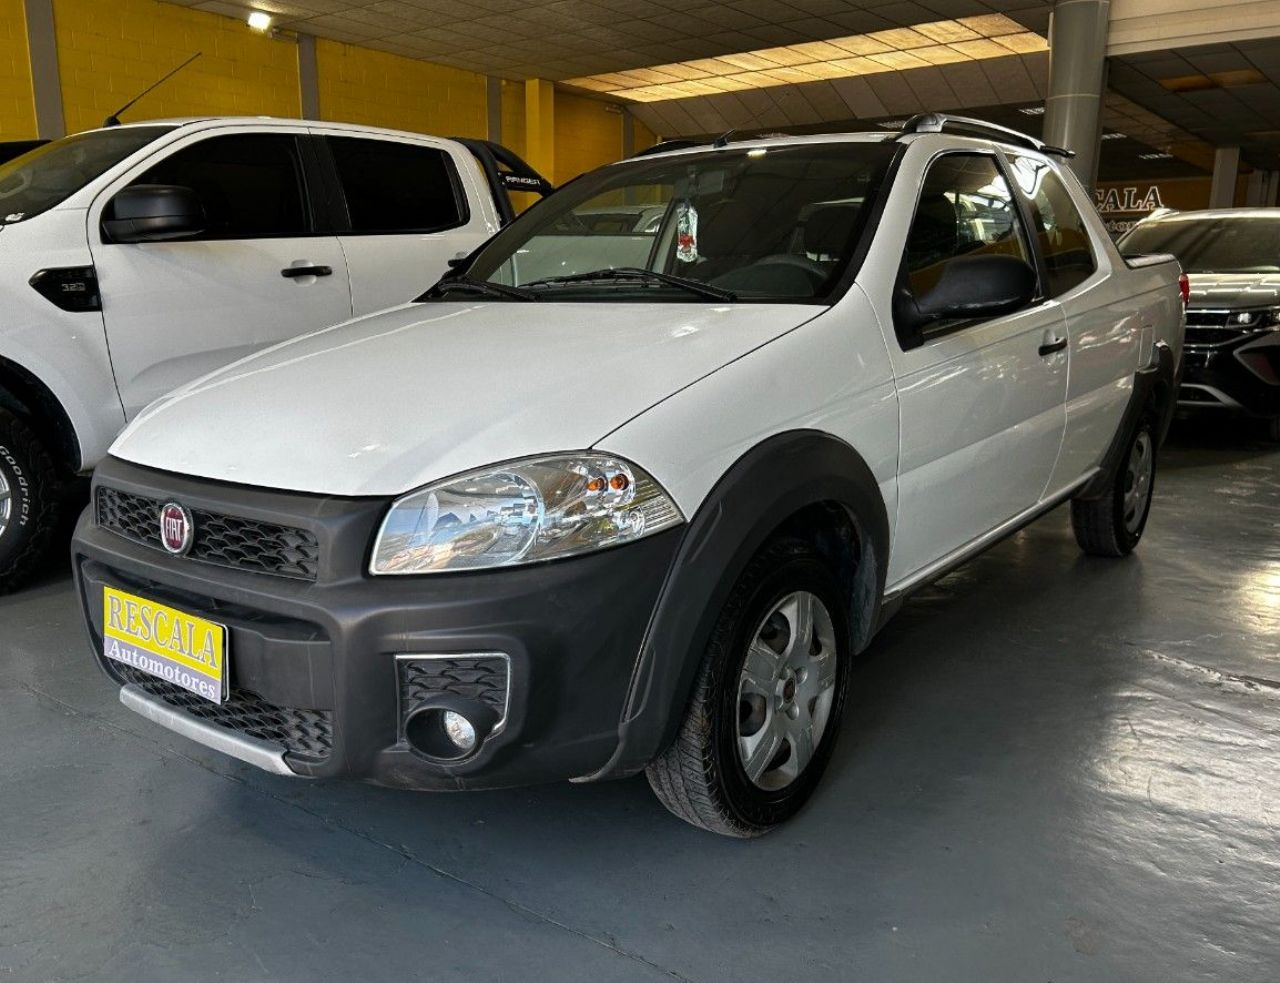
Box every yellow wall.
[53,0,299,135]
[633,117,658,153]
[314,39,487,138]
[553,90,622,185]
[0,0,35,139]
[17,0,635,181]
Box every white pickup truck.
[0,117,548,590]
[73,114,1184,836]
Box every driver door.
[88,126,352,418]
[884,151,1068,587]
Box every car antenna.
[103,52,202,128]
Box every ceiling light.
[1100,132,1126,140]
[1139,152,1174,160]
[1018,106,1045,116]
[877,119,910,129]
[247,11,273,32]
[565,14,1048,103]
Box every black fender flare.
[1078,340,1178,501]
[584,430,890,781]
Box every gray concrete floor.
[2,422,1278,983]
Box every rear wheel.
[0,409,61,593]
[646,539,851,837]
[1071,419,1156,557]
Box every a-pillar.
[1043,0,1110,189]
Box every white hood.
[112,300,821,496]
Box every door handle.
[281,265,333,279]
[1039,336,1068,357]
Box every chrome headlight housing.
[370,454,684,575]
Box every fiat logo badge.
[159,502,194,556]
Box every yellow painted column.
[524,78,555,184]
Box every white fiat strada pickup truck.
[73,115,1184,836]
[0,117,548,590]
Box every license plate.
[101,586,227,704]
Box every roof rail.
[898,113,1076,158]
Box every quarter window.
[903,153,1035,299]
[1008,153,1097,295]
[328,137,465,234]
[131,133,309,239]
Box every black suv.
[1120,209,1280,439]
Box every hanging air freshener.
[675,201,699,263]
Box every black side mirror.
[894,254,1037,347]
[102,185,205,243]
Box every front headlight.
[370,453,684,575]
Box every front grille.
[114,663,333,760]
[398,656,509,726]
[1185,310,1234,328]
[1186,326,1253,348]
[97,487,320,581]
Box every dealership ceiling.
[165,0,1280,178]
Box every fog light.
[443,710,477,751]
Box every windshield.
[0,125,174,223]
[1119,216,1280,274]
[458,142,897,303]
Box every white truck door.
[310,130,501,317]
[877,151,1069,586]
[1004,152,1141,494]
[89,127,352,418]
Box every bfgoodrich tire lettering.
[1071,418,1156,557]
[646,538,851,836]
[0,409,60,593]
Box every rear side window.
[1008,153,1096,295]
[328,137,465,234]
[133,133,309,239]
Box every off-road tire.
[646,538,851,837]
[1071,418,1156,557]
[0,409,61,593]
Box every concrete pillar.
[524,79,555,185]
[1210,147,1241,209]
[297,34,320,121]
[1245,169,1279,207]
[1043,0,1110,189]
[23,0,64,139]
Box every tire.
[646,538,852,837]
[0,409,61,593]
[1070,417,1156,558]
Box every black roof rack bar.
[898,113,1076,159]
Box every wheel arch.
[584,429,890,781]
[0,354,82,475]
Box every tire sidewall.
[1112,419,1156,551]
[710,554,852,830]
[0,435,37,567]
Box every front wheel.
[1071,419,1156,557]
[646,539,851,837]
[0,409,61,593]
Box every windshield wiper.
[524,267,737,302]
[421,276,538,302]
